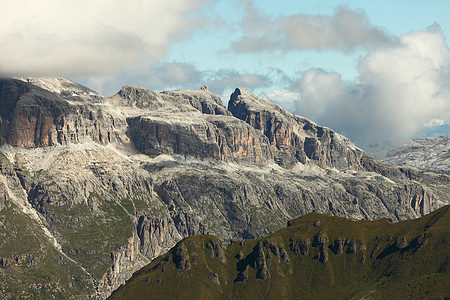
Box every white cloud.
[0,0,209,77]
[206,70,271,95]
[424,119,446,128]
[264,89,300,112]
[76,63,271,99]
[233,5,394,52]
[141,62,203,91]
[74,61,204,97]
[292,25,450,152]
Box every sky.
[1,0,449,155]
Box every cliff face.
[127,115,272,162]
[0,78,448,299]
[113,85,272,163]
[120,86,363,167]
[0,78,126,148]
[228,88,364,169]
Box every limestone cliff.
[228,88,364,169]
[0,78,126,148]
[127,114,272,162]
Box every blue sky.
[1,0,449,154]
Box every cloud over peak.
[289,26,450,152]
[0,0,208,77]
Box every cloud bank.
[275,25,450,152]
[0,0,208,76]
[233,5,394,52]
[80,62,271,100]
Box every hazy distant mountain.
[0,77,448,298]
[381,136,450,175]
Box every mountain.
[109,205,450,299]
[381,136,450,175]
[0,77,449,298]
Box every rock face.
[117,85,273,163]
[172,243,191,270]
[111,85,230,116]
[0,78,126,148]
[0,78,449,299]
[161,87,231,116]
[126,115,272,162]
[109,207,450,300]
[381,136,450,175]
[228,88,364,168]
[329,238,366,255]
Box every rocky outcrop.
[311,233,329,263]
[253,242,269,279]
[96,232,149,299]
[401,185,434,215]
[0,78,126,148]
[206,239,227,264]
[136,212,207,258]
[228,88,364,169]
[161,86,231,116]
[126,114,272,162]
[234,239,290,282]
[236,241,269,281]
[329,238,366,255]
[172,243,191,270]
[290,238,310,256]
[207,272,221,285]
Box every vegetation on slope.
[110,206,450,300]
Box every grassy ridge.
[0,204,94,299]
[110,206,450,299]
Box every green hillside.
[110,206,450,299]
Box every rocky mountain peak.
[229,88,281,113]
[18,77,104,103]
[111,85,165,110]
[110,85,229,116]
[0,78,362,169]
[228,87,364,169]
[161,88,229,116]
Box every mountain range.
[381,136,449,175]
[0,77,448,298]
